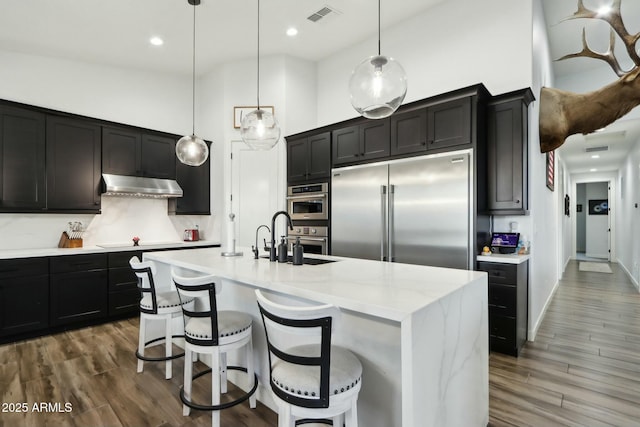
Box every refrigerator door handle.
[389,184,395,262]
[381,185,388,261]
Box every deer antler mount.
[539,0,640,153]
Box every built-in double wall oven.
[286,182,329,254]
[286,183,328,221]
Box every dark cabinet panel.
[287,132,330,184]
[103,126,176,179]
[0,105,46,211]
[46,116,101,211]
[332,121,389,166]
[487,89,533,215]
[50,254,108,326]
[176,148,210,214]
[426,97,471,150]
[478,260,528,357]
[141,133,176,179]
[391,108,427,155]
[0,258,49,337]
[102,126,140,176]
[107,251,142,317]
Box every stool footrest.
[180,366,258,411]
[136,334,186,362]
[296,419,334,426]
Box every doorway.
[575,181,611,261]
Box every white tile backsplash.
[0,197,217,250]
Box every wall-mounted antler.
[539,0,640,153]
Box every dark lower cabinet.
[46,116,101,212]
[107,251,142,316]
[478,260,529,356]
[50,254,108,327]
[0,104,46,211]
[0,258,49,337]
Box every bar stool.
[255,289,362,427]
[129,256,193,380]
[171,270,258,427]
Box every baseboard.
[528,278,561,341]
[619,260,640,291]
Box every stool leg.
[345,401,358,427]
[165,315,172,379]
[137,316,145,373]
[211,350,221,427]
[247,338,256,408]
[333,414,343,427]
[278,406,292,427]
[183,347,192,416]
[220,352,227,394]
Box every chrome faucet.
[252,224,270,259]
[270,211,294,262]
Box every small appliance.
[183,228,200,241]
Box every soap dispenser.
[277,236,288,263]
[292,237,304,265]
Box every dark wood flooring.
[1,259,638,426]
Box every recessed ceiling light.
[590,168,598,172]
[150,36,164,46]
[591,154,600,159]
[286,27,298,37]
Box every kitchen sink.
[259,255,336,265]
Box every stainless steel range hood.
[102,174,183,198]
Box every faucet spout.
[253,224,270,259]
[270,211,294,262]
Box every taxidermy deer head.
[539,0,640,153]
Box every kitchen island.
[145,247,488,427]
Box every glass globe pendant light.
[176,0,209,166]
[240,0,281,150]
[348,0,407,119]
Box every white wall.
[316,0,533,126]
[617,138,640,288]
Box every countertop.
[476,253,530,264]
[145,246,487,322]
[0,240,220,260]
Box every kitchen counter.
[476,253,530,264]
[0,240,219,260]
[145,247,489,427]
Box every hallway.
[489,260,640,426]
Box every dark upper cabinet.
[46,116,101,212]
[103,126,176,179]
[426,96,471,151]
[0,104,46,211]
[487,89,534,215]
[332,120,390,166]
[176,142,211,215]
[287,132,331,184]
[391,108,427,156]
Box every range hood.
[102,174,183,198]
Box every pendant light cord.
[377,0,381,55]
[191,2,196,135]
[256,0,261,110]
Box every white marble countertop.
[145,246,487,322]
[476,253,530,264]
[0,240,220,260]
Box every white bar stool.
[171,270,257,427]
[256,289,362,427]
[130,256,192,380]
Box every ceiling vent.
[585,145,609,153]
[307,5,340,23]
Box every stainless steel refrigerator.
[331,151,472,269]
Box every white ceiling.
[1,0,639,175]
